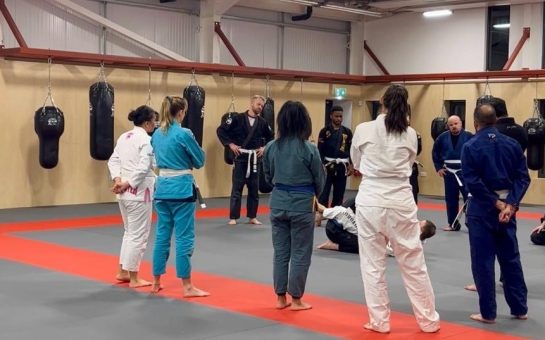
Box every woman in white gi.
[351,85,440,333]
[108,105,157,288]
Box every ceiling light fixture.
[493,23,510,29]
[279,0,319,6]
[279,0,383,17]
[423,9,452,18]
[322,4,383,17]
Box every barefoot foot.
[184,286,210,298]
[228,219,237,225]
[248,218,262,225]
[363,323,390,334]
[513,314,528,320]
[317,240,339,251]
[151,283,163,294]
[464,284,477,292]
[129,279,152,288]
[276,295,291,309]
[470,313,495,324]
[290,300,312,311]
[115,274,130,283]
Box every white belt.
[158,169,192,177]
[495,190,509,200]
[325,157,350,176]
[444,160,461,165]
[239,148,258,178]
[444,160,463,187]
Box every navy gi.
[432,129,473,227]
[317,125,353,207]
[462,126,530,320]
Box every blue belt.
[275,183,314,194]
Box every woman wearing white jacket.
[351,85,440,334]
[108,105,157,288]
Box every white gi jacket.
[351,114,417,211]
[322,206,357,235]
[107,126,156,202]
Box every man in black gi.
[316,106,353,226]
[217,95,273,225]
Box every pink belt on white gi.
[239,148,258,178]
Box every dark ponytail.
[128,105,157,126]
[383,84,409,135]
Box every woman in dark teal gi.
[263,101,325,311]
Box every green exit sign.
[335,87,347,98]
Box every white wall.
[283,27,348,73]
[1,0,101,52]
[1,0,348,73]
[509,3,544,70]
[364,8,487,75]
[105,3,199,60]
[219,19,279,68]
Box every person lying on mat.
[316,199,437,254]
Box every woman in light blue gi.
[263,101,325,311]
[150,96,208,297]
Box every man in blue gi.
[462,104,530,324]
[432,115,473,231]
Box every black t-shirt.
[451,133,460,148]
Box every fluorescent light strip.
[423,9,452,18]
[493,23,510,29]
[322,4,383,17]
[279,0,383,17]
[279,0,319,6]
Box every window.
[487,6,510,71]
[444,100,466,128]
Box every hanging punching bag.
[258,164,273,194]
[476,95,493,107]
[34,106,65,169]
[182,85,205,146]
[89,81,114,160]
[262,97,275,135]
[431,117,448,141]
[221,111,238,165]
[523,117,545,170]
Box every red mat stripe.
[0,204,542,234]
[0,234,525,340]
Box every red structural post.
[0,0,28,48]
[214,21,245,67]
[502,27,531,71]
[364,40,389,75]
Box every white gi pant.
[118,200,153,272]
[356,205,440,333]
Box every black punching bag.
[476,95,493,106]
[523,118,545,170]
[221,112,238,165]
[90,82,114,160]
[182,85,205,146]
[262,97,275,135]
[34,106,65,169]
[431,117,448,141]
[259,166,273,194]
